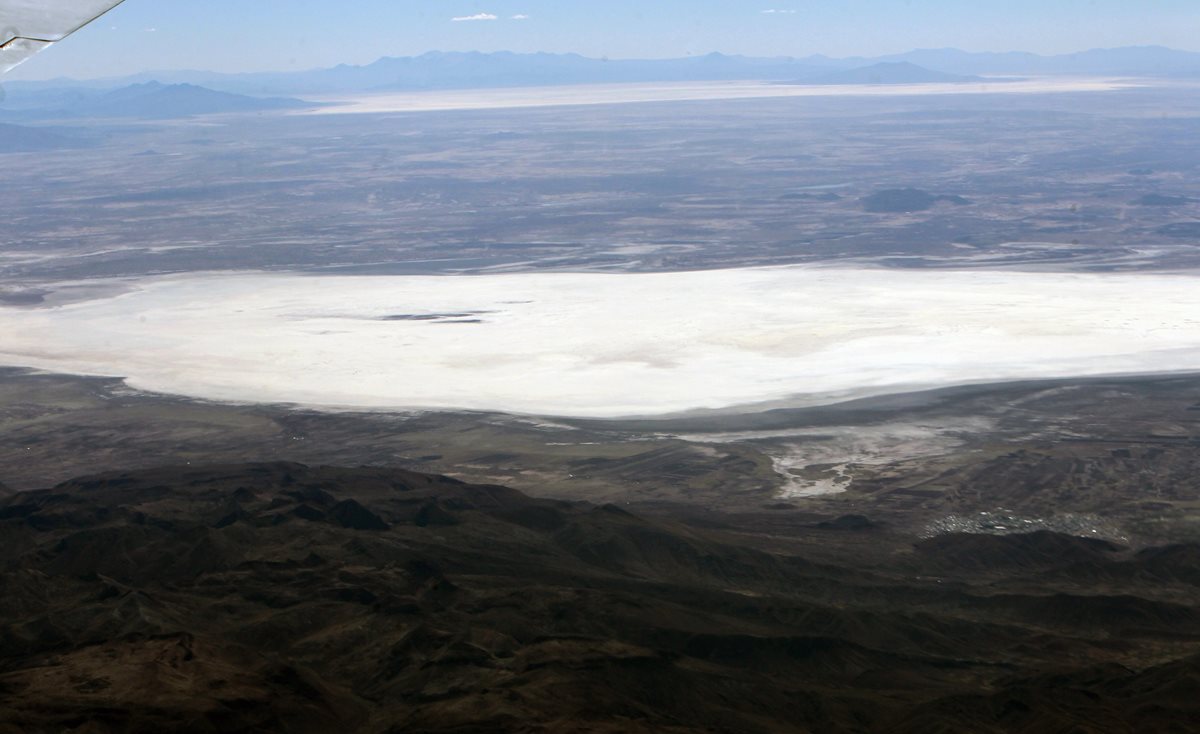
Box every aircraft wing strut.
[1,0,126,74]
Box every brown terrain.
[1,459,1199,733]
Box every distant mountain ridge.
[869,45,1200,76]
[0,82,313,120]
[70,82,310,118]
[3,45,1198,100]
[802,61,982,85]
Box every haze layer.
[2,267,1199,417]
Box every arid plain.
[4,78,1200,732]
[5,79,1200,511]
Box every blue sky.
[8,0,1200,80]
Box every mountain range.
[800,61,982,85]
[0,81,310,121]
[2,45,1198,100]
[74,82,310,118]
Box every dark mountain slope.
[1,462,1197,733]
[914,530,1123,572]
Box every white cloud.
[761,9,797,14]
[451,13,498,22]
[511,14,529,20]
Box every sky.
[6,0,1200,80]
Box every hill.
[72,82,311,119]
[1,462,1198,732]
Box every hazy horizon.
[9,44,1200,85]
[5,0,1200,81]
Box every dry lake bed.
[3,265,1200,418]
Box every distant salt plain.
[2,267,1200,418]
[305,77,1135,115]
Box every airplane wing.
[1,0,126,74]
